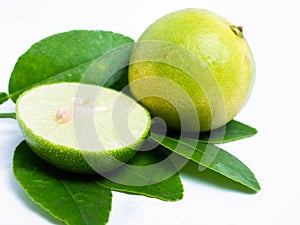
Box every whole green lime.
[16,82,151,174]
[128,9,255,132]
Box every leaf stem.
[0,113,16,119]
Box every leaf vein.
[59,177,89,225]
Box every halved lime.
[16,82,151,174]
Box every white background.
[1,0,300,224]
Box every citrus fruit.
[16,82,151,174]
[128,8,255,132]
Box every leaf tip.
[0,92,9,105]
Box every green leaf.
[0,92,9,105]
[8,30,133,102]
[99,145,184,201]
[150,133,261,191]
[198,120,258,143]
[13,141,112,225]
[164,120,257,144]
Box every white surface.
[1,0,300,224]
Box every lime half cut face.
[16,82,151,174]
